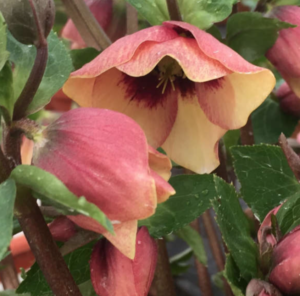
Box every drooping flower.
[90,227,157,296]
[269,226,300,295]
[33,108,174,258]
[63,21,275,173]
[276,82,300,117]
[61,0,125,49]
[266,6,300,98]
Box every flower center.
[155,56,186,94]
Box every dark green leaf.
[139,174,215,238]
[277,191,300,234]
[0,291,30,296]
[178,0,234,30]
[226,12,295,62]
[0,13,9,71]
[176,225,207,265]
[7,30,73,115]
[212,176,258,281]
[231,145,300,221]
[224,255,247,296]
[0,179,16,261]
[17,241,97,296]
[0,62,14,119]
[125,0,169,26]
[206,25,222,41]
[10,165,113,233]
[252,98,298,144]
[70,48,100,70]
[78,280,97,296]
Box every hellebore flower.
[64,21,275,173]
[246,279,282,296]
[266,6,300,98]
[33,108,174,258]
[276,82,300,117]
[269,226,300,295]
[61,0,126,49]
[90,227,157,296]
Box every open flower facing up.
[90,227,157,296]
[64,21,275,173]
[33,108,174,258]
[267,6,300,98]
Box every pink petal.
[34,108,157,222]
[48,216,77,242]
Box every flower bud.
[266,6,300,98]
[246,279,282,296]
[0,0,55,46]
[269,226,300,295]
[276,82,300,117]
[48,216,77,242]
[90,227,157,296]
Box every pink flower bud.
[276,82,300,117]
[246,279,282,296]
[48,216,77,242]
[90,227,157,296]
[266,6,300,98]
[269,226,300,295]
[33,108,174,258]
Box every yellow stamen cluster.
[156,56,185,94]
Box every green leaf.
[273,0,300,4]
[17,241,96,296]
[276,191,300,234]
[0,62,14,119]
[0,13,9,71]
[212,176,258,281]
[70,48,100,70]
[10,165,113,233]
[231,145,300,221]
[226,12,295,62]
[7,30,73,115]
[125,0,169,26]
[0,179,16,261]
[206,25,222,41]
[178,0,234,30]
[139,174,215,238]
[224,255,247,296]
[176,225,207,265]
[252,98,298,144]
[78,280,97,296]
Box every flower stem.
[126,3,138,35]
[190,219,213,296]
[151,239,176,296]
[61,0,111,50]
[166,0,181,21]
[0,147,11,183]
[14,187,82,296]
[0,252,19,290]
[13,45,48,121]
[240,117,255,145]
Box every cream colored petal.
[162,95,226,174]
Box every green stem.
[13,45,48,121]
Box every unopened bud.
[0,0,55,46]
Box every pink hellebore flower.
[61,0,125,49]
[90,227,157,296]
[33,108,174,258]
[63,21,275,173]
[266,6,300,98]
[276,82,300,117]
[269,226,300,295]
